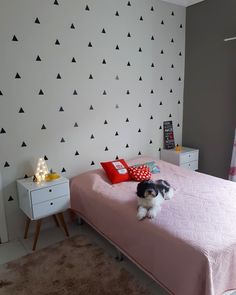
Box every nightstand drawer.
[31,182,69,204]
[181,161,198,171]
[33,195,70,219]
[180,151,198,164]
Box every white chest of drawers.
[17,177,70,220]
[160,147,199,171]
[17,177,70,250]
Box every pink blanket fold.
[70,157,236,295]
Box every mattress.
[70,157,236,295]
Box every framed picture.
[163,121,175,149]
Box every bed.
[70,156,236,295]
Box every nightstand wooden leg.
[53,215,60,227]
[32,219,42,251]
[24,217,31,239]
[57,213,69,237]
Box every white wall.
[0,0,185,240]
[0,172,8,243]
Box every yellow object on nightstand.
[175,145,183,152]
[45,172,60,181]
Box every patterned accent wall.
[0,0,185,239]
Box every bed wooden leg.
[77,216,84,225]
[115,249,124,261]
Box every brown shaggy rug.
[0,235,150,295]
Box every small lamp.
[35,157,49,182]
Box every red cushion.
[128,165,151,181]
[100,159,131,184]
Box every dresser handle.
[49,189,52,192]
[50,202,53,205]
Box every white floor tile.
[0,239,27,264]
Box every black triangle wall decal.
[35,17,40,24]
[12,35,18,41]
[126,144,129,148]
[151,6,154,11]
[59,106,64,112]
[89,74,93,79]
[55,39,60,45]
[91,161,95,165]
[74,122,78,127]
[102,59,106,64]
[102,28,106,33]
[61,167,66,173]
[19,107,24,113]
[15,73,21,79]
[91,134,94,139]
[85,5,90,10]
[104,120,108,124]
[4,162,10,167]
[105,147,108,151]
[75,151,79,156]
[39,89,44,95]
[115,11,119,16]
[44,155,48,160]
[70,23,75,29]
[115,131,119,136]
[0,90,3,95]
[140,16,143,21]
[57,73,61,79]
[8,196,14,201]
[36,55,41,61]
[126,118,129,122]
[0,128,6,134]
[89,105,93,110]
[115,155,119,160]
[127,32,131,37]
[138,151,142,155]
[73,90,78,95]
[88,42,92,47]
[54,0,59,5]
[60,137,65,142]
[127,1,131,6]
[21,141,27,147]
[71,57,76,63]
[41,124,46,130]
[116,45,119,50]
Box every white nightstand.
[17,177,70,250]
[160,147,199,171]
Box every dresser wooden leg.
[58,213,69,237]
[53,214,59,227]
[24,217,31,239]
[32,219,42,251]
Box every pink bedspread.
[70,157,236,295]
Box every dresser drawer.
[181,160,198,171]
[31,182,69,204]
[33,195,70,219]
[180,151,198,164]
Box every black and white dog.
[136,180,173,220]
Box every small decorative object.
[35,157,49,182]
[32,175,38,182]
[163,121,175,149]
[175,144,182,152]
[45,171,60,181]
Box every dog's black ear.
[136,181,146,198]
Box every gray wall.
[183,0,236,179]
